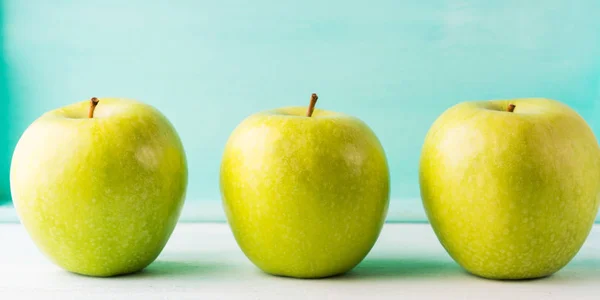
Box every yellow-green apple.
[419,98,600,280]
[220,94,390,278]
[10,97,188,277]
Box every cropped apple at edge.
[220,94,390,279]
[10,98,188,277]
[419,98,600,280]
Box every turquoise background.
[1,0,599,222]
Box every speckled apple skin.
[220,107,390,279]
[10,98,188,277]
[419,98,600,280]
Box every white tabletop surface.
[1,222,599,300]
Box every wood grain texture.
[1,0,599,220]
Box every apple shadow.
[129,259,232,279]
[58,257,235,280]
[539,258,600,284]
[340,256,600,283]
[338,256,466,280]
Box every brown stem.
[88,97,99,118]
[306,93,318,117]
[507,104,516,113]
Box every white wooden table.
[1,223,599,299]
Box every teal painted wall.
[1,0,600,220]
[0,2,10,204]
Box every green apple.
[10,97,188,277]
[419,98,600,280]
[220,94,390,278]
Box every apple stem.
[507,104,516,113]
[88,97,100,118]
[306,93,318,117]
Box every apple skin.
[10,98,188,277]
[419,98,600,280]
[220,106,390,278]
